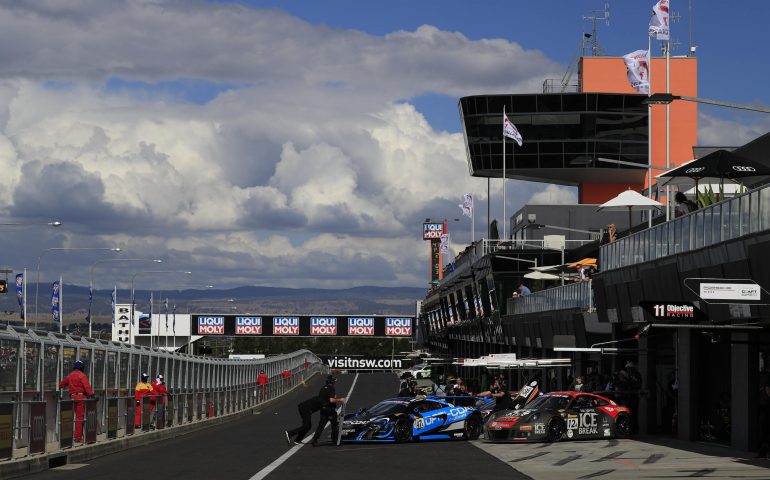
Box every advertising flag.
[15,274,24,320]
[649,0,670,41]
[86,284,93,324]
[439,233,450,256]
[149,291,153,322]
[459,193,473,218]
[51,281,60,323]
[111,286,117,325]
[164,298,169,330]
[503,112,523,146]
[623,50,650,94]
[172,304,177,333]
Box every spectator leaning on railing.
[257,369,269,401]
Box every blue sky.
[0,0,768,294]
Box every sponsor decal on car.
[567,429,574,438]
[577,412,598,435]
[604,428,611,437]
[519,425,532,431]
[534,423,546,434]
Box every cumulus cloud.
[527,185,578,205]
[0,2,569,289]
[698,111,770,147]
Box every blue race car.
[340,396,483,443]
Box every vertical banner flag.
[15,274,24,320]
[503,111,523,146]
[111,286,117,325]
[149,291,153,322]
[172,304,176,333]
[439,233,450,256]
[86,284,93,324]
[649,0,670,41]
[459,193,473,218]
[51,281,60,323]
[164,298,169,331]
[623,50,650,94]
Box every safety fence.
[0,324,324,461]
[601,182,770,271]
[506,280,594,315]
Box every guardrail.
[506,280,594,315]
[601,183,770,271]
[0,324,324,461]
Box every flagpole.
[647,36,653,229]
[59,275,63,334]
[88,280,92,338]
[502,106,507,240]
[650,36,671,222]
[471,198,475,243]
[487,179,490,240]
[23,269,27,329]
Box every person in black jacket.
[398,380,418,398]
[285,394,323,445]
[311,375,347,446]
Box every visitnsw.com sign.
[193,315,414,337]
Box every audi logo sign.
[685,167,705,173]
[732,165,756,172]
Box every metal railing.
[601,183,770,271]
[0,325,325,461]
[507,280,594,315]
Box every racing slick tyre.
[547,418,565,443]
[462,414,483,440]
[614,413,632,438]
[394,418,412,443]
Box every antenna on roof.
[582,2,610,57]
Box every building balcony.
[506,280,594,315]
[600,182,770,271]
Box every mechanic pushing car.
[285,393,323,445]
[311,375,347,446]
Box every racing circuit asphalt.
[25,373,530,480]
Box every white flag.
[458,194,473,218]
[439,233,450,255]
[503,112,523,146]
[649,0,670,41]
[623,50,650,94]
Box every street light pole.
[89,258,162,338]
[644,93,770,114]
[35,247,121,330]
[130,270,191,349]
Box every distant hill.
[0,284,427,323]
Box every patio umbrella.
[523,271,561,281]
[656,149,770,196]
[568,258,597,269]
[597,189,663,231]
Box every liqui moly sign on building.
[348,317,374,336]
[273,317,299,335]
[235,317,262,335]
[198,316,224,335]
[310,317,337,335]
[385,317,412,336]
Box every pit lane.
[20,373,770,480]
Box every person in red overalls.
[281,369,292,390]
[149,374,168,427]
[135,373,154,428]
[59,360,94,443]
[257,370,269,401]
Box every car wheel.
[394,418,412,443]
[547,418,565,442]
[615,413,632,438]
[463,414,483,440]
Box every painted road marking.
[248,373,360,480]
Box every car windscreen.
[526,395,569,411]
[363,401,408,418]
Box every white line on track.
[249,373,360,480]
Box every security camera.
[527,213,536,224]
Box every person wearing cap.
[257,370,269,402]
[59,360,94,443]
[135,373,155,428]
[398,380,418,398]
[311,375,347,446]
[150,374,168,427]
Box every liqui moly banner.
[273,317,299,335]
[649,0,670,41]
[197,316,224,335]
[310,317,337,335]
[385,317,413,336]
[623,50,650,94]
[235,317,262,335]
[348,317,374,336]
